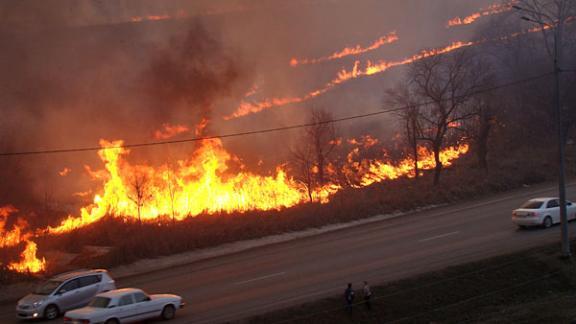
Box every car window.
[34,280,63,295]
[89,296,111,308]
[58,278,80,294]
[547,200,559,208]
[119,294,134,306]
[79,275,101,287]
[133,292,150,303]
[520,200,544,209]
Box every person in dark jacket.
[344,283,355,312]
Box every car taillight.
[63,317,71,322]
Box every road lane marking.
[419,231,460,243]
[234,272,286,285]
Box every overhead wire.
[0,72,553,158]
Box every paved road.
[3,182,576,323]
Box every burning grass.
[39,148,556,271]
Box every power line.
[0,72,552,157]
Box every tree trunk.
[412,141,419,180]
[411,118,419,179]
[476,116,491,169]
[433,142,443,186]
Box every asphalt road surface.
[3,182,576,323]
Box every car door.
[77,275,101,307]
[567,201,575,220]
[546,199,560,223]
[132,291,159,321]
[54,278,81,311]
[116,293,138,323]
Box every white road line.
[419,231,460,243]
[234,272,286,285]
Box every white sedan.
[512,197,576,228]
[63,288,184,324]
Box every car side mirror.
[145,297,151,301]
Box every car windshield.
[520,200,544,209]
[34,280,63,295]
[89,297,111,308]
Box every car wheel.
[105,318,119,324]
[44,304,59,320]
[161,305,176,320]
[543,216,553,228]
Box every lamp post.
[514,5,570,258]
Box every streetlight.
[513,5,570,258]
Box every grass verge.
[246,243,576,323]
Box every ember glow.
[446,1,516,27]
[290,32,399,67]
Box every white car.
[63,288,184,324]
[512,197,576,228]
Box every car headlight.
[32,300,44,308]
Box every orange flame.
[154,123,190,140]
[290,32,399,67]
[228,22,553,120]
[45,134,470,235]
[357,144,469,186]
[227,41,476,119]
[447,2,516,27]
[0,206,46,273]
[59,167,72,177]
[8,241,46,273]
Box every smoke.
[0,0,505,210]
[0,4,246,207]
[143,22,241,126]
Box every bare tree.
[463,92,498,169]
[165,168,178,225]
[292,143,316,203]
[387,83,422,179]
[308,109,338,185]
[406,50,489,185]
[292,108,338,201]
[128,171,152,224]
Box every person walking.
[363,281,372,310]
[344,283,355,313]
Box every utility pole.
[514,4,571,257]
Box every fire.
[447,2,516,27]
[154,123,190,140]
[59,167,72,177]
[47,138,308,233]
[46,134,470,235]
[290,32,399,67]
[227,41,477,119]
[228,21,553,120]
[0,206,46,273]
[8,241,46,274]
[355,144,470,186]
[348,135,379,148]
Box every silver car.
[16,269,116,320]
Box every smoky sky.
[0,0,508,207]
